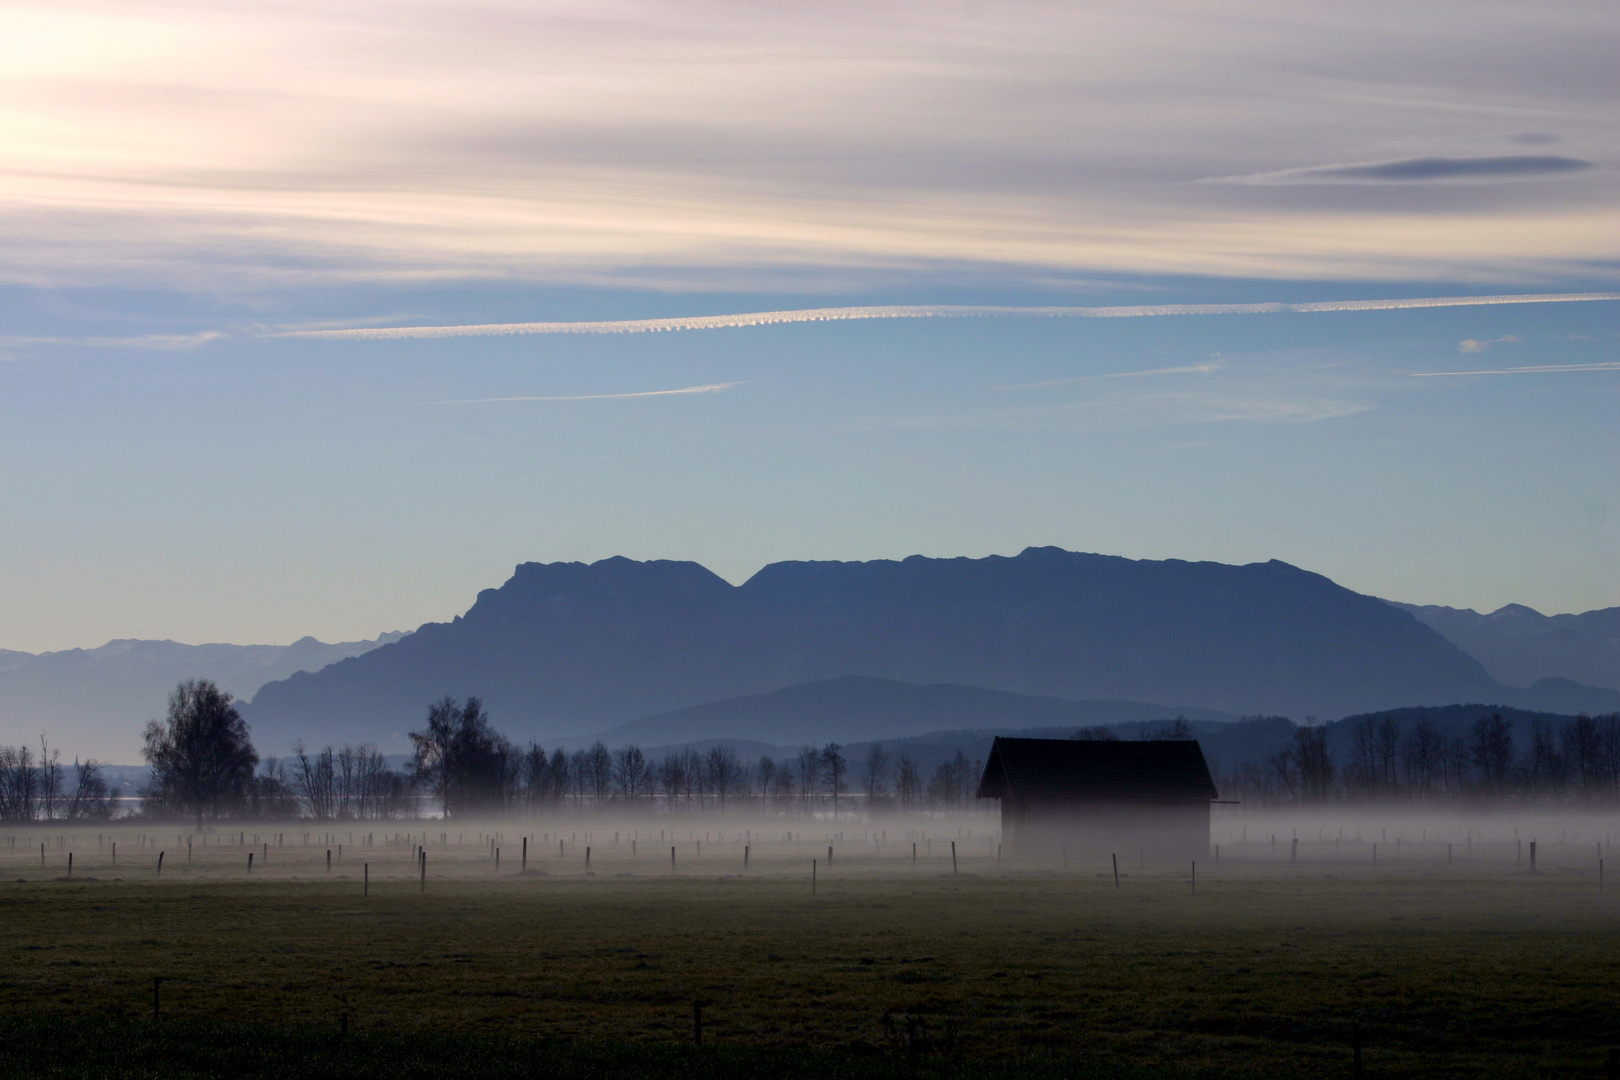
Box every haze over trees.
[1228,711,1620,806]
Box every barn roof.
[975,737,1219,802]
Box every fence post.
[951,841,958,875]
[1530,840,1537,872]
[157,852,163,877]
[522,836,527,871]
[420,850,426,892]
[364,863,369,896]
[812,858,817,894]
[1112,853,1119,891]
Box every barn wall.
[1002,799,1208,862]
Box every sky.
[0,0,1616,653]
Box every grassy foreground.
[2,835,1619,1077]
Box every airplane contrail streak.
[277,292,1620,341]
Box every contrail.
[278,292,1620,341]
[422,382,739,404]
[1412,361,1620,377]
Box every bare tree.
[894,755,921,809]
[704,744,745,811]
[756,755,778,811]
[0,744,40,821]
[614,745,650,802]
[821,743,848,813]
[63,759,118,820]
[1468,714,1514,798]
[657,752,687,811]
[795,746,822,811]
[142,679,258,826]
[1073,726,1118,741]
[1523,719,1565,798]
[1402,716,1444,800]
[926,751,974,807]
[291,742,338,820]
[410,697,515,817]
[1290,723,1334,802]
[862,744,890,801]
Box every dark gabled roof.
[976,737,1218,802]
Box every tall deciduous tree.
[410,696,513,817]
[142,679,258,826]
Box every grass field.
[3,819,1619,1077]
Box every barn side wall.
[1001,798,1209,862]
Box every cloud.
[280,293,1620,341]
[420,382,739,404]
[0,2,1615,287]
[1458,335,1522,353]
[1210,156,1595,185]
[0,331,222,351]
[1413,362,1620,377]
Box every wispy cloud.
[0,331,222,351]
[0,3,1615,287]
[420,382,739,404]
[1458,335,1522,353]
[1413,362,1620,377]
[1208,155,1594,186]
[280,293,1620,341]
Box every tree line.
[2,679,987,823]
[1225,712,1620,806]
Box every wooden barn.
[976,737,1219,861]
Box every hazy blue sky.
[1,1,1616,652]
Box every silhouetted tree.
[64,759,118,820]
[894,755,921,809]
[142,679,258,826]
[862,744,890,801]
[410,696,513,817]
[1074,726,1118,741]
[704,744,745,810]
[821,743,848,813]
[756,755,778,810]
[614,745,650,802]
[795,746,821,810]
[1468,713,1514,798]
[0,744,41,821]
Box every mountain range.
[1395,602,1620,693]
[8,549,1618,762]
[237,548,1618,754]
[0,634,404,758]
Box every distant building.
[975,737,1219,861]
